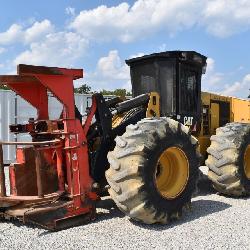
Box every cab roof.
[126,50,207,67]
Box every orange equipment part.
[0,64,99,230]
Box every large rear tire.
[206,123,250,196]
[106,117,200,224]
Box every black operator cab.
[126,51,207,129]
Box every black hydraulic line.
[115,93,149,114]
[105,97,123,108]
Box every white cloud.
[85,50,131,90]
[0,20,53,45]
[97,50,129,80]
[222,74,250,98]
[14,32,88,67]
[201,58,250,98]
[129,52,145,59]
[24,20,54,43]
[0,24,23,45]
[202,58,224,92]
[202,0,250,38]
[70,1,199,42]
[66,7,75,16]
[69,0,250,42]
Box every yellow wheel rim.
[244,145,250,179]
[155,147,189,199]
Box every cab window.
[180,68,198,113]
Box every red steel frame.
[0,64,99,229]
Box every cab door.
[210,103,219,134]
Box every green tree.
[74,84,91,94]
[101,88,132,97]
[100,89,113,95]
[74,84,132,97]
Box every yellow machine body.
[111,90,249,162]
[198,91,250,157]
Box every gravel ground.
[0,189,250,250]
[0,168,249,249]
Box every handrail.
[0,139,61,146]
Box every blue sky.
[0,0,250,98]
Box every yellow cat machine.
[108,51,250,225]
[0,51,249,230]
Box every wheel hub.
[155,147,189,199]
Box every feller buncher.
[0,51,249,230]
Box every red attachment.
[55,149,65,192]
[0,64,98,230]
[18,64,83,119]
[0,76,49,119]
